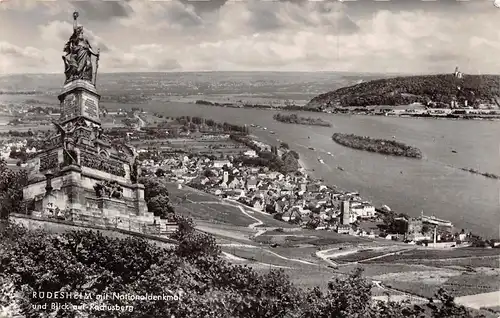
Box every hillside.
[306,74,500,108]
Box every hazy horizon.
[1,70,498,77]
[2,0,500,74]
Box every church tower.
[22,12,157,232]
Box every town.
[2,5,500,318]
[1,110,492,249]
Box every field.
[455,291,500,311]
[255,229,371,247]
[165,182,295,229]
[356,246,500,299]
[333,248,398,263]
[334,263,434,277]
[365,248,500,262]
[174,202,255,227]
[399,256,500,268]
[443,271,500,297]
[167,138,247,156]
[372,269,463,298]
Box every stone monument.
[22,12,156,232]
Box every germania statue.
[62,11,100,85]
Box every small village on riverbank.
[95,116,493,249]
[2,94,500,315]
[3,5,500,316]
[0,109,495,248]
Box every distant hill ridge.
[306,73,500,108]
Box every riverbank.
[192,99,500,121]
[331,133,423,159]
[193,99,320,113]
[98,99,500,238]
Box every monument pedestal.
[21,11,171,234]
[58,80,101,126]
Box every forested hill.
[306,74,500,108]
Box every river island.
[332,133,423,159]
[459,168,500,180]
[273,113,331,127]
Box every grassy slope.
[306,74,500,108]
[165,181,500,301]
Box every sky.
[0,0,500,74]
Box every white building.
[213,160,231,168]
[243,150,258,158]
[350,202,376,218]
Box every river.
[102,101,500,238]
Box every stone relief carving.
[80,151,126,177]
[40,152,59,172]
[94,180,123,199]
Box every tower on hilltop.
[22,12,161,233]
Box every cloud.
[39,20,110,53]
[117,0,203,32]
[0,41,46,72]
[0,42,44,62]
[1,0,500,74]
[70,0,132,22]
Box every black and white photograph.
[1,0,499,317]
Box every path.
[186,199,265,231]
[183,196,321,266]
[315,248,340,267]
[134,113,146,128]
[372,280,430,304]
[186,199,274,237]
[221,252,291,269]
[344,248,416,264]
[315,247,416,267]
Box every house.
[246,177,258,190]
[282,208,301,222]
[385,234,397,240]
[213,160,231,168]
[219,179,228,189]
[274,200,287,214]
[319,211,332,221]
[227,177,241,189]
[306,183,320,193]
[337,225,350,234]
[252,197,265,211]
[210,189,223,196]
[350,202,376,218]
[226,189,245,199]
[244,150,258,158]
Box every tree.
[427,288,477,318]
[0,221,485,318]
[421,224,430,234]
[0,159,27,222]
[139,176,175,218]
[155,168,165,177]
[203,169,215,178]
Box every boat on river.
[421,211,453,227]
